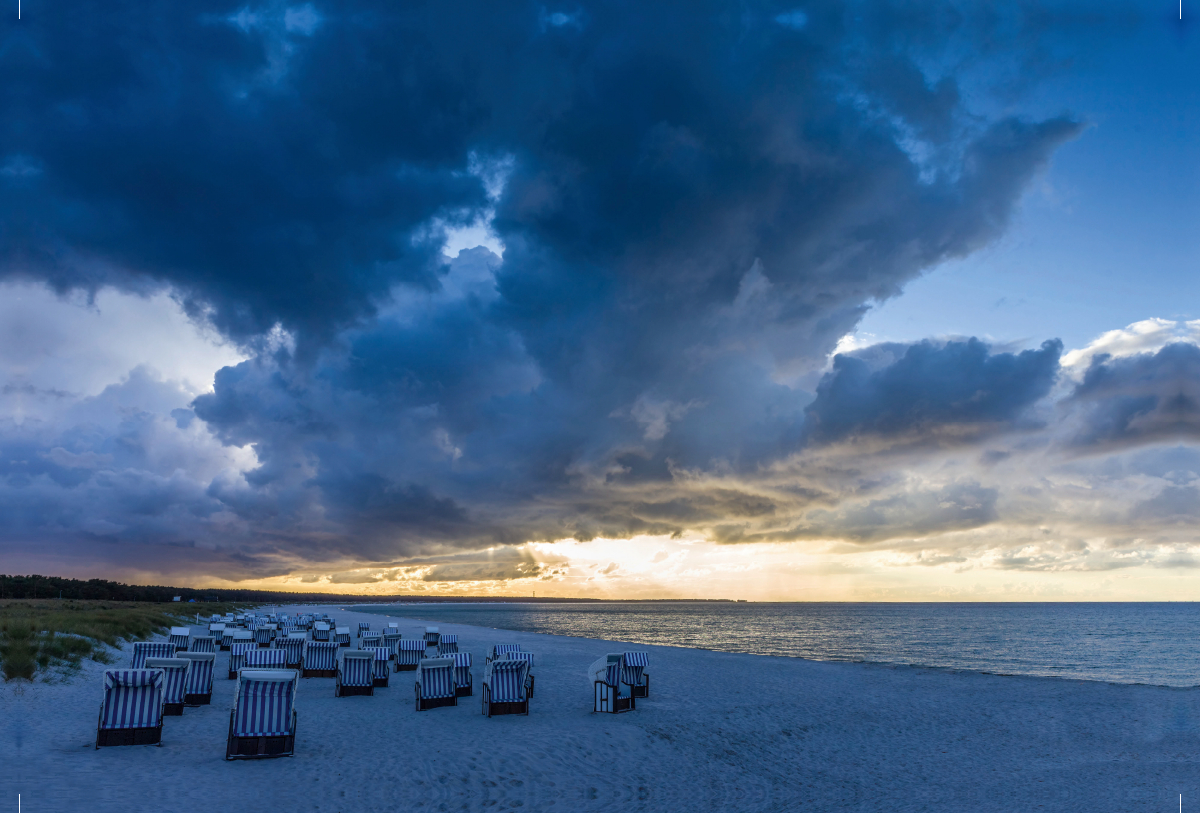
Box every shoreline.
[3,603,1198,811]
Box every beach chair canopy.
[416,657,456,699]
[490,644,522,660]
[230,642,258,671]
[398,638,426,652]
[178,652,216,695]
[508,651,535,669]
[335,626,351,640]
[314,622,330,631]
[287,631,307,640]
[144,658,191,704]
[622,652,648,685]
[304,641,339,671]
[232,669,298,737]
[168,627,191,647]
[451,652,472,687]
[437,634,459,654]
[484,659,529,703]
[245,648,288,669]
[339,650,373,687]
[387,622,399,630]
[357,622,371,632]
[131,642,176,669]
[100,670,164,730]
[209,623,226,635]
[190,636,217,653]
[368,647,391,678]
[232,630,253,641]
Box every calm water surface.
[352,602,1200,687]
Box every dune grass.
[0,599,251,681]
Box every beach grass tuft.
[0,599,251,681]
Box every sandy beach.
[2,604,1198,812]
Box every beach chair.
[225,669,298,760]
[482,659,529,717]
[591,654,634,714]
[335,650,374,697]
[229,642,257,680]
[273,636,305,668]
[302,641,339,678]
[96,669,164,747]
[395,639,425,671]
[208,622,226,642]
[507,651,536,698]
[368,646,391,688]
[623,651,650,698]
[361,632,381,649]
[312,622,331,642]
[334,626,352,647]
[190,635,217,654]
[245,648,288,669]
[415,657,457,711]
[287,631,307,641]
[382,633,402,659]
[424,627,440,648]
[130,641,175,669]
[357,621,371,639]
[437,634,459,655]
[220,628,237,650]
[253,626,273,647]
[387,622,399,632]
[231,629,253,653]
[451,652,473,697]
[144,657,191,716]
[168,627,191,651]
[177,652,216,705]
[487,644,521,664]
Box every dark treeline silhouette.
[0,574,610,603]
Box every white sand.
[2,603,1198,812]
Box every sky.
[1,1,1198,600]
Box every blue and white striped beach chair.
[245,648,288,669]
[312,622,331,642]
[415,657,457,711]
[96,669,164,747]
[144,657,191,716]
[229,642,257,680]
[336,650,374,697]
[220,628,237,650]
[382,633,402,659]
[482,659,529,717]
[361,632,381,649]
[487,644,521,664]
[168,627,191,651]
[623,651,650,698]
[190,635,217,653]
[424,627,440,648]
[302,641,339,678]
[357,621,371,639]
[437,634,459,655]
[231,629,253,652]
[387,622,399,632]
[590,654,634,714]
[507,651,536,698]
[131,641,175,669]
[209,622,226,643]
[253,626,273,647]
[334,627,352,647]
[226,668,298,760]
[450,652,473,697]
[367,646,391,688]
[395,639,425,671]
[273,636,305,668]
[177,652,216,705]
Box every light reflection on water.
[353,601,1200,687]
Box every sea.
[352,601,1200,687]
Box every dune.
[1,603,1195,811]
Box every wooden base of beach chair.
[227,669,238,680]
[416,690,457,711]
[220,644,231,651]
[631,674,649,698]
[455,684,473,697]
[594,682,634,713]
[184,692,211,706]
[335,684,373,697]
[302,668,337,678]
[481,685,528,717]
[96,725,162,747]
[163,702,184,716]
[225,712,296,760]
[394,663,417,672]
[258,642,270,648]
[373,676,389,688]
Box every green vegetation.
[0,599,250,681]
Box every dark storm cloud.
[804,338,1063,444]
[0,1,1120,577]
[1066,343,1200,449]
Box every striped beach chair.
[335,650,374,697]
[302,641,339,678]
[190,635,217,654]
[591,654,634,714]
[361,632,381,649]
[395,639,425,671]
[312,622,331,642]
[437,634,459,655]
[382,633,402,659]
[253,626,273,647]
[415,657,457,711]
[450,652,473,697]
[220,628,237,650]
[357,621,371,639]
[482,659,529,717]
[131,641,175,669]
[334,627,351,647]
[367,646,391,688]
[424,627,440,648]
[177,652,216,705]
[208,622,225,642]
[623,651,650,698]
[387,622,399,632]
[231,629,253,652]
[225,669,298,760]
[507,651,536,698]
[487,644,521,664]
[245,648,288,669]
[96,669,164,747]
[144,657,191,716]
[168,627,191,651]
[273,636,306,668]
[229,642,257,680]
